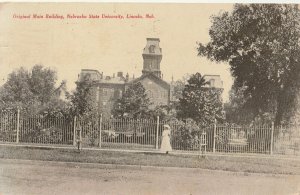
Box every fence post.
[16,109,20,143]
[99,114,102,148]
[155,116,160,150]
[73,116,77,146]
[270,122,274,155]
[213,119,217,153]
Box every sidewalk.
[1,142,300,161]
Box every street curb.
[0,158,297,178]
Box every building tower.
[142,38,162,78]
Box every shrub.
[171,118,201,150]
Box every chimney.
[117,72,123,77]
[126,73,129,80]
[113,73,115,78]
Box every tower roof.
[78,69,101,82]
[147,38,160,42]
[143,38,162,55]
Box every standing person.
[160,125,172,154]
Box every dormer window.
[82,73,91,82]
[149,45,155,53]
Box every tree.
[149,105,177,121]
[28,65,57,105]
[68,77,96,117]
[198,4,300,125]
[177,73,224,127]
[0,67,34,110]
[171,118,201,150]
[112,82,151,118]
[224,85,256,124]
[0,65,66,115]
[172,74,190,101]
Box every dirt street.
[0,159,299,195]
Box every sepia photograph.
[0,2,300,195]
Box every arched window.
[149,45,155,53]
[146,90,153,98]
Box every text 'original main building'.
[77,38,223,117]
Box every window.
[103,88,108,96]
[147,90,153,98]
[210,79,215,88]
[84,73,91,81]
[110,89,114,94]
[149,45,155,53]
[96,91,99,101]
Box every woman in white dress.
[160,125,172,154]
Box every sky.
[0,3,234,101]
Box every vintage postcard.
[0,2,300,195]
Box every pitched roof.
[78,69,101,82]
[127,73,170,90]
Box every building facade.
[76,38,223,117]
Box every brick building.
[77,38,223,117]
[77,38,170,117]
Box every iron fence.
[273,125,300,155]
[77,117,158,150]
[0,111,17,143]
[210,124,273,154]
[19,115,74,145]
[0,110,299,156]
[0,110,74,145]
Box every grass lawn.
[1,145,300,175]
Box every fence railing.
[210,124,273,154]
[273,125,300,155]
[19,115,74,145]
[77,116,159,150]
[0,110,299,156]
[0,111,18,143]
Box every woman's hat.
[163,124,171,129]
